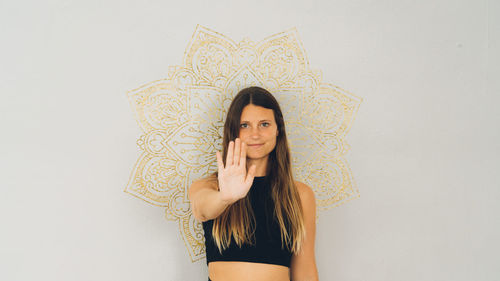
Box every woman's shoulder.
[293,180,316,203]
[293,180,311,192]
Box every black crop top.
[202,175,293,268]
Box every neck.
[247,156,268,177]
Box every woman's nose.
[250,127,260,137]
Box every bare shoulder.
[293,180,316,206]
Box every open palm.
[216,138,257,205]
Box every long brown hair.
[206,86,306,255]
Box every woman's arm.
[189,179,231,222]
[290,181,319,281]
[190,139,257,222]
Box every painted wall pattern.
[125,24,362,262]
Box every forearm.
[193,187,232,221]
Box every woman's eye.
[240,123,270,128]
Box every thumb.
[246,164,257,182]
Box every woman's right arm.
[189,138,257,222]
[189,179,231,222]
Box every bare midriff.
[208,261,290,281]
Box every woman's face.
[238,104,279,159]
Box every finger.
[233,138,241,166]
[226,140,234,166]
[240,141,246,168]
[246,164,257,183]
[216,151,224,171]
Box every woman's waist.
[208,261,290,281]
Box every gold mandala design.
[125,24,363,262]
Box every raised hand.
[216,138,257,205]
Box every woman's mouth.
[248,144,263,147]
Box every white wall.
[1,0,498,280]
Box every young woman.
[189,86,319,281]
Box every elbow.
[194,212,208,222]
[190,201,208,222]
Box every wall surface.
[1,0,499,280]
